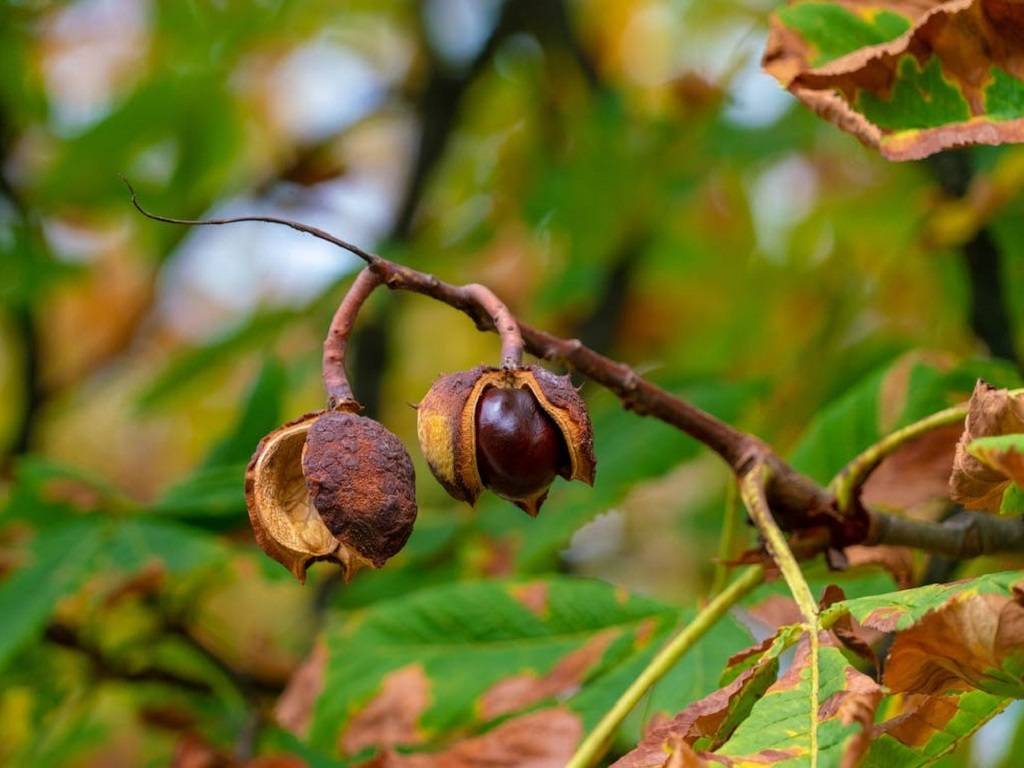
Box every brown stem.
[129,191,1024,561]
[461,283,524,368]
[323,268,383,407]
[868,509,1024,558]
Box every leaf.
[136,309,299,410]
[820,568,1023,632]
[613,631,792,766]
[950,381,1024,511]
[309,577,677,757]
[150,463,247,525]
[791,356,1019,486]
[714,641,881,766]
[105,517,226,574]
[0,520,106,670]
[764,0,1024,160]
[361,707,581,768]
[202,357,287,469]
[2,457,131,524]
[883,586,1024,698]
[860,690,1008,767]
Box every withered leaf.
[764,0,1024,160]
[275,642,327,738]
[884,588,1024,698]
[342,665,432,756]
[861,424,962,514]
[360,707,581,768]
[949,381,1024,512]
[479,630,616,719]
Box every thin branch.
[565,565,764,768]
[460,283,524,368]
[128,191,1024,564]
[323,268,383,407]
[124,178,379,265]
[45,622,212,695]
[868,508,1024,558]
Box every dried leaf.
[950,381,1024,511]
[275,642,327,738]
[861,424,961,513]
[884,588,1024,698]
[842,544,915,589]
[479,630,616,719]
[361,708,581,768]
[342,665,432,755]
[764,0,1024,160]
[613,650,779,766]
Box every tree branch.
[127,190,1024,564]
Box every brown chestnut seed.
[475,386,568,500]
[417,365,595,516]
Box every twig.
[126,189,1024,564]
[564,565,764,768]
[868,508,1024,557]
[45,622,212,694]
[323,269,383,407]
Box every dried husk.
[245,405,417,581]
[303,410,417,568]
[416,365,595,514]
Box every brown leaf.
[479,629,616,719]
[763,0,1024,160]
[342,665,432,756]
[874,692,961,748]
[950,381,1024,511]
[819,585,882,672]
[841,545,915,589]
[275,642,327,737]
[361,707,581,768]
[745,595,804,631]
[613,640,782,766]
[884,589,1024,696]
[861,425,962,513]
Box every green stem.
[830,404,966,512]
[710,480,742,597]
[739,463,819,768]
[565,565,764,768]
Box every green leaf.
[714,643,878,765]
[150,463,247,526]
[1001,483,1024,517]
[310,577,677,755]
[791,357,1020,484]
[860,691,1008,768]
[104,517,226,574]
[820,569,1023,633]
[201,356,287,469]
[2,457,132,524]
[0,520,107,670]
[765,0,1024,160]
[136,309,299,410]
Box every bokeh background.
[2,1,1024,766]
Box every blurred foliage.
[1,0,1024,766]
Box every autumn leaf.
[359,708,581,768]
[763,0,1024,160]
[949,381,1024,512]
[884,586,1024,698]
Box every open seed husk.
[245,406,417,581]
[416,364,595,515]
